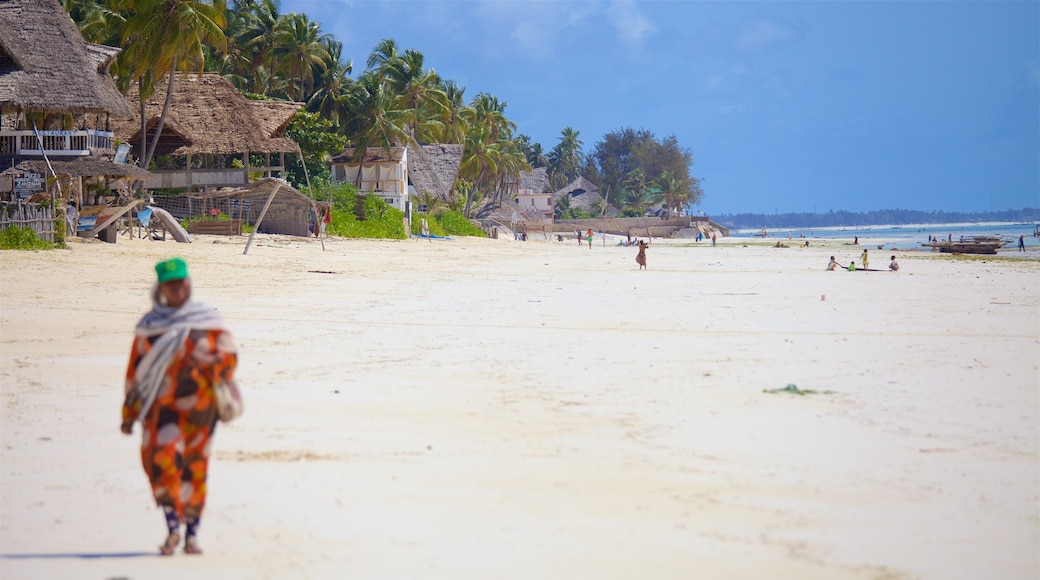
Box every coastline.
[2,234,1038,579]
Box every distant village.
[0,0,726,245]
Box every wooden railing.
[0,129,115,157]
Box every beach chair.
[138,207,166,241]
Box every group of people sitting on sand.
[827,248,899,272]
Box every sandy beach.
[1,233,1037,579]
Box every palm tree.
[342,72,412,185]
[622,168,656,216]
[387,49,447,142]
[410,190,445,217]
[64,0,124,45]
[436,80,471,144]
[516,135,548,168]
[307,39,353,128]
[458,123,501,216]
[548,127,583,190]
[270,12,330,101]
[553,193,571,220]
[226,0,282,95]
[114,0,228,172]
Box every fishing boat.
[921,235,1008,255]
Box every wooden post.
[242,181,281,255]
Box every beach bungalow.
[329,143,463,213]
[511,167,553,220]
[554,176,620,217]
[0,0,153,241]
[110,73,303,191]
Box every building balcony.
[0,129,115,157]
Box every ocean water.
[731,223,1040,251]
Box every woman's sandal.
[183,536,203,555]
[159,533,180,556]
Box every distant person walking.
[635,240,648,269]
[586,228,594,249]
[121,258,240,556]
[711,233,717,247]
[1018,235,1025,252]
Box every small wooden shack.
[150,178,327,238]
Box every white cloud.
[606,0,657,45]
[734,20,795,53]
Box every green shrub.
[0,225,55,250]
[437,211,485,237]
[325,193,407,239]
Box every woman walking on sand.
[635,240,648,269]
[121,257,240,556]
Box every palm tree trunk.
[143,65,177,172]
[139,82,147,168]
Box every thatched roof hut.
[519,167,550,193]
[15,158,152,180]
[554,176,622,217]
[110,73,303,158]
[554,177,603,209]
[0,0,130,117]
[406,144,464,198]
[329,143,464,199]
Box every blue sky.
[281,0,1039,215]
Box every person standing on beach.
[711,233,716,246]
[419,217,431,243]
[586,228,594,249]
[861,249,869,270]
[635,240,648,269]
[121,258,239,556]
[1018,235,1025,252]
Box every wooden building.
[110,73,303,191]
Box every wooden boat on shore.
[921,236,1007,255]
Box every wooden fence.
[0,202,56,242]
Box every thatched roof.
[330,147,405,164]
[111,73,303,156]
[475,196,547,223]
[16,157,152,179]
[0,0,130,117]
[519,167,550,193]
[554,176,604,209]
[407,143,463,198]
[330,143,463,198]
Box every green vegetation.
[0,226,56,250]
[423,211,485,237]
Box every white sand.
[2,233,1038,579]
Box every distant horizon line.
[703,207,1039,216]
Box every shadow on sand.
[2,551,156,559]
